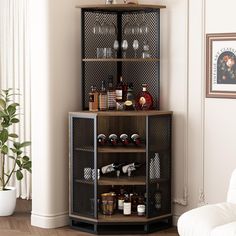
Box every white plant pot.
[0,187,16,216]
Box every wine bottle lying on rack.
[101,162,125,177]
[122,162,142,177]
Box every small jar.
[137,204,145,216]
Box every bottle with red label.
[120,133,129,146]
[131,133,141,146]
[109,134,118,146]
[135,84,153,110]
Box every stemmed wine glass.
[131,15,139,35]
[121,40,128,58]
[92,14,102,35]
[139,14,149,34]
[123,16,132,35]
[133,40,139,58]
[101,15,109,35]
[113,40,119,58]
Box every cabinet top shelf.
[70,110,172,117]
[76,4,166,12]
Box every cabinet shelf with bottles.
[69,110,172,234]
[78,4,165,110]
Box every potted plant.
[0,89,31,216]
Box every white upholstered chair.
[177,168,236,236]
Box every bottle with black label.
[107,75,116,110]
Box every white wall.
[30,0,236,228]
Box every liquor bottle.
[124,83,135,110]
[135,84,153,110]
[89,86,99,111]
[131,133,141,146]
[122,162,142,177]
[137,195,145,216]
[120,133,129,146]
[117,187,126,212]
[123,194,131,216]
[154,184,162,210]
[97,134,107,146]
[131,192,139,213]
[99,80,108,111]
[108,133,118,146]
[107,75,116,110]
[115,76,123,103]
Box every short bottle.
[123,194,131,216]
[131,133,141,146]
[137,195,145,216]
[107,75,116,110]
[108,133,118,146]
[135,84,153,110]
[89,86,99,111]
[120,133,129,146]
[124,83,135,110]
[99,80,108,111]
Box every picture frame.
[206,33,236,98]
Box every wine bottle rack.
[69,110,172,234]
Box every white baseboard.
[173,215,180,226]
[31,212,69,229]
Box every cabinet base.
[70,216,172,234]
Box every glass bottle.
[135,84,153,110]
[107,75,116,110]
[108,133,118,146]
[131,133,141,145]
[115,76,123,103]
[117,187,125,212]
[120,133,129,146]
[89,86,99,111]
[123,194,131,216]
[99,80,108,111]
[131,192,139,213]
[142,40,151,59]
[137,194,145,216]
[154,184,162,210]
[124,83,135,110]
[97,134,107,146]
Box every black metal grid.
[81,9,160,110]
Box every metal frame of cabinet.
[69,111,172,234]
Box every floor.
[0,199,179,236]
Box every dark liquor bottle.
[120,133,129,146]
[131,133,141,146]
[135,83,153,110]
[89,86,99,111]
[97,134,107,146]
[124,83,135,110]
[117,187,126,212]
[108,133,118,146]
[99,80,108,111]
[107,75,116,110]
[115,76,123,103]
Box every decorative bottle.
[135,83,153,110]
[124,83,135,110]
[123,194,131,216]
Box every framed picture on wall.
[206,33,236,98]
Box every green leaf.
[22,156,30,162]
[7,105,16,116]
[16,170,23,180]
[0,99,6,108]
[20,141,31,148]
[13,142,20,149]
[8,155,16,160]
[1,145,8,154]
[0,129,8,144]
[9,133,18,138]
[16,159,21,167]
[0,110,7,117]
[23,161,31,169]
[11,118,19,123]
[10,148,17,153]
[16,150,23,156]
[10,103,19,107]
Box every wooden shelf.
[83,58,160,62]
[74,176,146,186]
[98,145,145,153]
[74,147,94,152]
[76,4,166,12]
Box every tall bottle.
[115,76,124,103]
[135,83,153,110]
[89,86,99,111]
[107,75,116,110]
[99,80,108,111]
[123,194,131,216]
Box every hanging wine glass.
[133,40,139,58]
[123,15,132,35]
[139,14,149,35]
[108,22,117,35]
[101,15,109,35]
[121,40,128,58]
[113,40,119,58]
[92,14,102,35]
[131,15,139,35]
